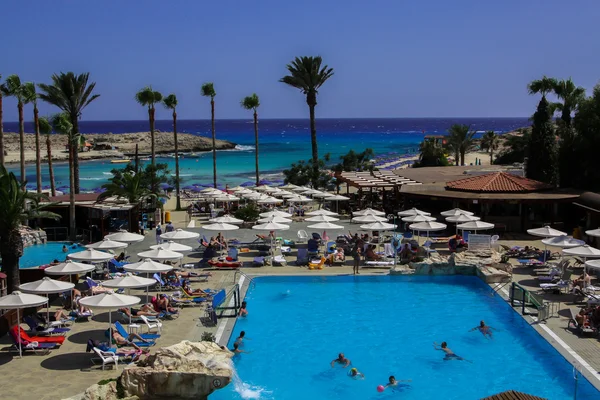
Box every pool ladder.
[234,270,256,289]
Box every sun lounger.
[9,330,57,355]
[23,316,70,336]
[12,325,65,345]
[207,260,242,269]
[295,249,309,266]
[365,260,394,267]
[114,321,158,342]
[568,308,598,336]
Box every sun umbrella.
[44,260,96,277]
[79,292,140,334]
[233,188,253,195]
[285,195,312,203]
[299,189,322,196]
[86,239,128,250]
[354,208,386,216]
[257,216,293,224]
[280,192,299,199]
[209,214,244,224]
[397,208,431,217]
[253,185,271,192]
[527,226,567,238]
[457,220,495,232]
[445,214,480,234]
[124,259,173,274]
[401,215,436,223]
[409,221,447,244]
[101,273,157,308]
[104,231,144,244]
[19,277,75,326]
[200,188,223,195]
[359,221,397,231]
[440,208,474,217]
[0,291,48,357]
[305,215,340,223]
[541,236,585,249]
[150,241,193,252]
[68,248,114,263]
[202,222,240,232]
[563,245,600,258]
[324,194,350,201]
[252,219,290,231]
[353,214,388,223]
[311,191,331,198]
[137,247,183,261]
[160,228,200,241]
[292,186,311,192]
[257,196,283,204]
[585,228,600,238]
[305,209,339,217]
[214,194,241,202]
[280,183,299,190]
[259,210,293,218]
[307,221,346,230]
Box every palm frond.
[241,93,260,110]
[162,93,178,110]
[3,74,25,102]
[527,76,558,96]
[38,117,52,135]
[22,82,38,105]
[280,56,334,94]
[201,83,216,98]
[37,72,99,117]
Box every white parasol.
[352,214,388,223]
[305,215,340,223]
[585,228,600,238]
[137,247,183,261]
[541,236,585,249]
[285,195,312,203]
[0,291,48,357]
[160,228,200,241]
[527,226,567,238]
[44,260,96,277]
[19,278,75,326]
[279,183,299,190]
[409,221,447,243]
[78,292,141,334]
[67,248,114,263]
[257,216,293,224]
[445,214,480,234]
[563,245,600,259]
[397,208,431,217]
[457,220,495,232]
[401,215,436,223]
[259,210,294,218]
[150,241,193,252]
[104,230,144,244]
[307,221,346,230]
[86,239,128,251]
[209,214,244,224]
[257,196,283,204]
[440,208,474,217]
[354,208,386,216]
[359,221,397,231]
[305,209,339,217]
[101,273,157,307]
[124,259,173,274]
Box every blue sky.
[1,0,599,121]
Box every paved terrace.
[1,211,599,398]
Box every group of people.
[574,305,600,330]
[331,353,410,391]
[155,221,176,244]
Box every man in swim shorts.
[433,341,465,361]
[331,353,351,368]
[235,331,248,345]
[469,320,495,339]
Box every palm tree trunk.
[149,107,156,165]
[34,106,42,193]
[254,110,259,186]
[460,151,465,166]
[173,110,181,211]
[308,102,319,187]
[0,92,4,167]
[72,117,80,194]
[490,150,494,164]
[211,99,217,188]
[1,229,23,293]
[134,143,139,173]
[68,137,76,240]
[46,135,56,197]
[18,102,25,186]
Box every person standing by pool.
[433,342,471,362]
[469,320,496,339]
[155,224,162,244]
[351,239,363,275]
[331,353,351,368]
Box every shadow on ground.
[41,352,93,371]
[68,329,107,345]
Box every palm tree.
[135,86,162,165]
[527,76,558,100]
[415,138,446,167]
[98,172,158,205]
[162,93,181,210]
[481,131,499,164]
[0,74,4,167]
[23,82,43,193]
[201,83,217,188]
[241,93,261,186]
[280,57,334,174]
[39,117,56,196]
[553,78,585,127]
[2,75,29,185]
[447,124,476,166]
[37,72,100,194]
[0,166,59,292]
[51,113,76,240]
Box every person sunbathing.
[334,248,345,262]
[89,285,115,295]
[216,233,228,249]
[119,304,158,317]
[576,309,593,328]
[182,282,211,297]
[572,273,592,292]
[110,327,151,351]
[365,245,382,261]
[154,294,178,314]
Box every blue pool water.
[211,275,599,400]
[17,242,83,269]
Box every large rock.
[120,341,233,400]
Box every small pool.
[211,275,599,400]
[17,242,83,269]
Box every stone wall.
[20,227,47,248]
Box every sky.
[1,0,600,121]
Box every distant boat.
[110,159,131,164]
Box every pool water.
[17,242,83,269]
[211,275,599,400]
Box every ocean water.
[211,275,599,400]
[5,118,528,191]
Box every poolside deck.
[2,210,600,398]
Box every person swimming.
[238,301,248,317]
[235,331,249,345]
[385,375,398,388]
[62,245,68,253]
[231,342,250,354]
[433,341,471,362]
[469,320,495,339]
[348,367,364,379]
[331,353,351,368]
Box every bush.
[201,331,216,342]
[234,204,260,222]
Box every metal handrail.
[234,270,256,289]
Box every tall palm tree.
[201,83,217,188]
[162,93,181,210]
[38,72,100,194]
[241,93,261,186]
[98,172,158,205]
[0,166,59,292]
[416,138,446,167]
[0,74,4,168]
[135,86,162,165]
[527,76,558,100]
[481,130,499,164]
[553,78,585,127]
[51,113,76,240]
[447,124,476,166]
[23,82,43,193]
[2,75,29,185]
[39,117,56,196]
[280,56,334,175]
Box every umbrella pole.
[18,308,22,358]
[46,294,50,327]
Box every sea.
[4,118,528,192]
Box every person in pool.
[238,301,248,317]
[235,331,249,345]
[348,368,364,379]
[231,343,250,354]
[62,245,68,253]
[331,353,351,368]
[469,320,496,339]
[385,376,398,388]
[433,342,470,362]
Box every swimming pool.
[17,242,83,269]
[211,275,599,400]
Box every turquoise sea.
[5,118,528,191]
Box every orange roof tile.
[446,172,552,193]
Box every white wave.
[80,177,105,181]
[232,367,272,400]
[235,145,255,151]
[102,172,113,175]
[172,174,193,177]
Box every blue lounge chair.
[23,315,70,336]
[227,247,239,261]
[295,248,309,266]
[114,321,159,342]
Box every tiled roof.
[446,172,552,193]
[480,390,547,400]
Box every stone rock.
[120,340,233,400]
[20,227,47,248]
[62,380,138,400]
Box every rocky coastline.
[1,131,237,163]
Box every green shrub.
[201,331,216,342]
[234,204,260,222]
